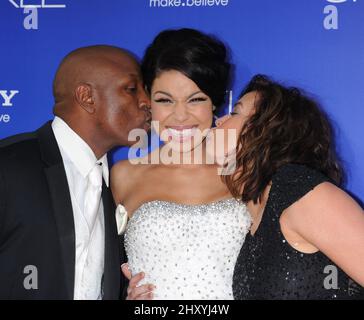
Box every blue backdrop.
[1,0,363,202]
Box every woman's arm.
[285,182,364,286]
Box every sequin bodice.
[233,164,364,300]
[124,199,251,300]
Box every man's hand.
[121,263,155,300]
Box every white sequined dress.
[124,199,251,300]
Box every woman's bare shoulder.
[110,159,147,203]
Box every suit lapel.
[37,122,76,300]
[102,181,120,300]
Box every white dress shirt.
[52,116,109,300]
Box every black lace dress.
[233,164,364,300]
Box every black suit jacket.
[0,122,123,299]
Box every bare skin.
[112,71,232,299]
[116,151,231,300]
[245,181,364,286]
[51,46,151,299]
[218,92,364,286]
[123,90,364,299]
[113,150,231,215]
[53,45,150,159]
[112,70,231,215]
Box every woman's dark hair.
[141,28,231,114]
[224,74,343,203]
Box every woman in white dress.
[111,28,251,300]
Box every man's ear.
[75,83,95,114]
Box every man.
[0,45,150,299]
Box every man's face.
[95,55,150,147]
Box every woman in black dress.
[216,74,364,299]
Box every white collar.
[51,116,109,187]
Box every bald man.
[0,45,150,300]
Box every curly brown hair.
[224,74,343,204]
